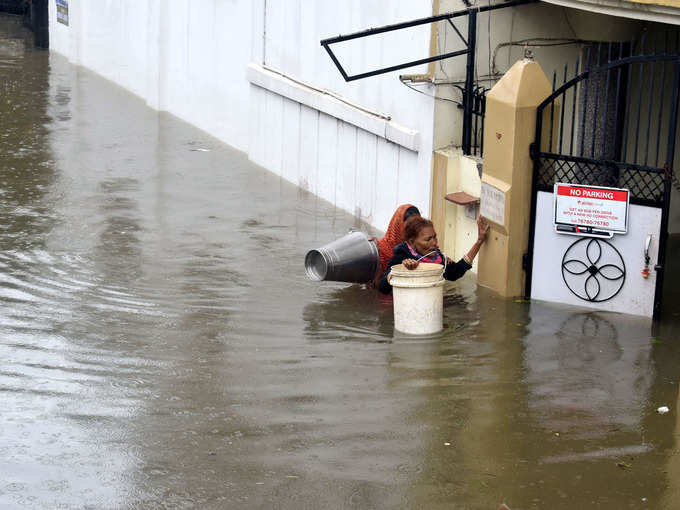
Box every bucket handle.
[416,250,447,278]
[388,249,448,282]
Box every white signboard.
[554,183,629,237]
[480,182,505,226]
[56,0,69,26]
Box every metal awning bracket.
[319,0,536,155]
[319,0,534,83]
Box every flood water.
[1,14,680,509]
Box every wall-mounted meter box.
[553,183,630,238]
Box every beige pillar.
[477,59,552,297]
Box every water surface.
[1,14,679,509]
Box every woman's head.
[404,217,437,256]
[403,206,420,223]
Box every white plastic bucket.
[390,263,445,335]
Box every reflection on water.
[525,310,653,435]
[1,13,679,510]
[303,284,394,340]
[0,15,55,253]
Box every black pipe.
[462,9,476,155]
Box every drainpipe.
[462,8,477,155]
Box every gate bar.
[579,46,591,157]
[655,61,667,167]
[590,43,602,158]
[654,62,680,319]
[601,43,613,158]
[608,42,624,160]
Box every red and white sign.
[554,183,629,235]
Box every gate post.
[477,59,552,297]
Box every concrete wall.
[49,0,254,152]
[48,0,436,232]
[432,148,481,272]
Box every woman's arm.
[443,215,489,282]
[463,215,489,265]
[443,257,472,281]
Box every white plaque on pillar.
[480,182,506,226]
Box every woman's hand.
[403,258,419,270]
[477,215,490,243]
[462,216,490,266]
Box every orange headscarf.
[377,204,415,275]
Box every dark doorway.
[30,0,48,49]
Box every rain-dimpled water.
[1,14,680,510]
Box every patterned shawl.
[406,243,443,265]
[377,204,415,275]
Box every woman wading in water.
[377,214,489,295]
[373,204,421,279]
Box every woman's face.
[410,226,437,256]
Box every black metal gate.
[526,39,680,318]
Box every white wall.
[49,0,254,153]
[259,1,434,140]
[48,0,437,232]
[247,1,437,229]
